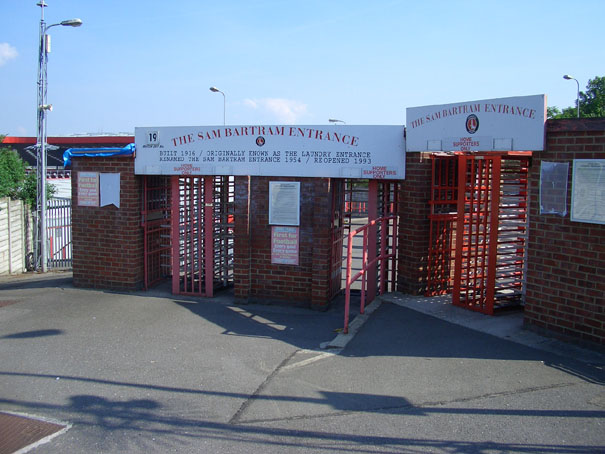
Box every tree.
[0,138,26,199]
[548,76,605,119]
[580,76,605,117]
[0,135,55,206]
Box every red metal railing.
[344,201,367,214]
[343,214,397,334]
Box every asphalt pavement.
[0,272,604,453]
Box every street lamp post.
[36,1,82,272]
[209,86,226,125]
[329,119,346,124]
[563,74,580,118]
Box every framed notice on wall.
[540,161,569,216]
[570,159,605,224]
[269,181,300,226]
[78,172,100,207]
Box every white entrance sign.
[406,94,546,152]
[134,125,405,179]
[571,159,605,224]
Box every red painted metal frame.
[366,180,379,302]
[329,179,346,300]
[171,176,215,297]
[426,155,458,296]
[343,214,398,333]
[492,155,529,305]
[142,175,171,290]
[453,155,502,314]
[428,152,530,313]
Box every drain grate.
[0,412,66,454]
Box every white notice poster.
[100,173,120,208]
[269,181,300,226]
[540,162,569,216]
[570,159,605,224]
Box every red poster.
[78,172,99,207]
[271,226,299,265]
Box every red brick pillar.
[71,156,144,290]
[524,119,605,347]
[232,176,334,309]
[233,175,251,300]
[396,152,432,294]
[309,178,332,310]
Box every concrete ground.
[0,271,604,453]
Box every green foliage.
[549,76,605,119]
[0,134,55,206]
[580,76,605,118]
[0,140,26,199]
[21,171,39,207]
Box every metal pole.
[575,79,580,118]
[35,3,82,272]
[563,75,581,118]
[37,1,48,272]
[221,91,225,126]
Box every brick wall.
[71,156,144,290]
[525,118,605,347]
[233,176,334,309]
[397,152,432,294]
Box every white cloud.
[243,98,308,124]
[243,99,258,109]
[0,43,18,66]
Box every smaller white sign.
[100,173,120,208]
[406,94,546,151]
[269,182,301,226]
[540,162,568,216]
[571,159,605,224]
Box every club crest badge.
[465,114,479,134]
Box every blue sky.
[1,0,603,137]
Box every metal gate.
[426,155,458,296]
[142,175,234,296]
[453,155,502,313]
[427,153,529,314]
[329,179,346,299]
[171,176,215,296]
[339,179,399,297]
[47,197,72,269]
[343,179,399,333]
[142,176,172,289]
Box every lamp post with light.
[36,1,82,272]
[563,74,580,118]
[209,86,226,125]
[329,119,346,124]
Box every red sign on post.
[271,226,299,265]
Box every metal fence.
[46,197,72,269]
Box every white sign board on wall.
[134,125,405,179]
[406,94,546,152]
